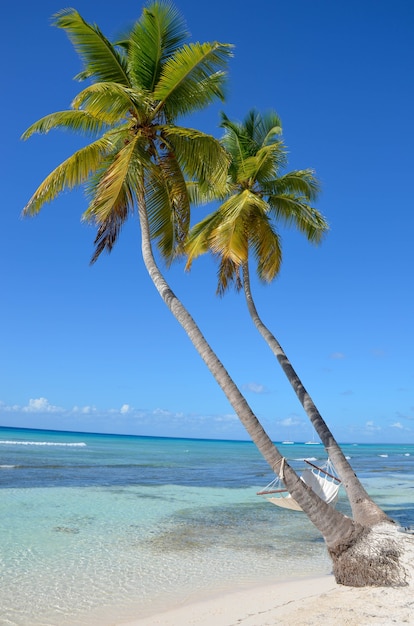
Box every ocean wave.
[0,440,86,447]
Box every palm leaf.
[72,82,147,124]
[249,215,282,282]
[185,211,224,268]
[22,136,114,216]
[267,195,328,243]
[146,150,190,261]
[153,42,233,117]
[128,1,189,92]
[53,8,130,85]
[216,257,242,295]
[83,134,142,224]
[162,126,229,193]
[89,186,133,263]
[264,170,320,201]
[238,142,287,183]
[185,181,227,207]
[21,110,109,140]
[244,109,283,148]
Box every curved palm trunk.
[136,192,358,544]
[135,195,409,587]
[241,260,390,527]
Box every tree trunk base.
[329,523,414,587]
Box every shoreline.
[118,573,414,626]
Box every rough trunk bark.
[136,196,408,586]
[241,260,390,528]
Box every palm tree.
[21,4,406,586]
[185,109,389,527]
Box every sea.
[1,426,413,626]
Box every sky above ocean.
[2,0,413,443]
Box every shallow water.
[1,428,413,625]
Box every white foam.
[0,440,86,447]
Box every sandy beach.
[122,573,414,626]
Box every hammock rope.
[257,458,341,512]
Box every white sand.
[119,528,414,626]
[120,573,414,626]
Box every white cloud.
[330,352,345,360]
[278,416,301,427]
[22,398,62,413]
[243,382,267,394]
[153,407,173,416]
[120,404,131,414]
[390,422,404,430]
[365,420,381,432]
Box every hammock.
[257,458,341,512]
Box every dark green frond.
[128,1,189,91]
[53,8,130,85]
[243,109,282,147]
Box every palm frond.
[128,1,189,91]
[249,215,282,282]
[216,257,242,295]
[72,82,147,123]
[53,8,130,85]
[264,169,320,201]
[89,186,133,263]
[21,110,110,140]
[185,181,228,207]
[83,134,142,224]
[162,126,229,193]
[217,189,268,223]
[244,109,283,147]
[209,212,248,265]
[238,142,287,183]
[185,210,224,269]
[22,136,114,216]
[268,195,328,243]
[146,149,191,262]
[153,41,233,117]
[220,112,254,165]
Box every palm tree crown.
[22,1,232,263]
[186,109,328,291]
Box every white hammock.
[257,459,341,512]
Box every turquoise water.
[1,427,413,625]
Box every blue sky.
[2,0,413,443]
